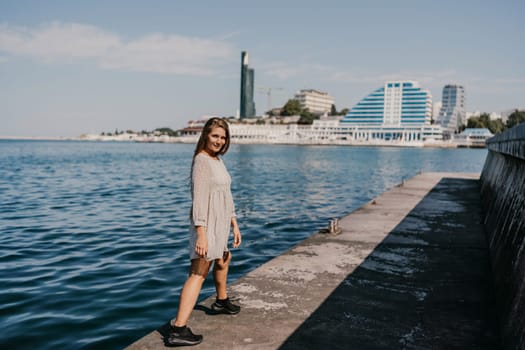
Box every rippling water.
[0,140,487,349]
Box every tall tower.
[240,51,256,119]
[436,84,465,135]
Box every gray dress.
[189,153,236,261]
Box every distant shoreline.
[0,136,78,141]
[1,133,491,149]
[0,136,487,149]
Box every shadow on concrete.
[155,305,229,346]
[279,178,501,350]
[155,322,172,347]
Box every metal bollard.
[322,218,342,235]
[329,218,341,235]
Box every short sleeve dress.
[189,152,236,261]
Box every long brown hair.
[192,117,231,159]
[190,118,231,189]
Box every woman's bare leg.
[174,258,212,327]
[213,251,232,300]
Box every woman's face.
[204,126,227,156]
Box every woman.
[167,117,242,347]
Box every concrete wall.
[480,123,525,350]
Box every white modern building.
[455,128,493,148]
[342,81,433,126]
[435,84,465,136]
[294,89,334,114]
[336,81,440,143]
[432,101,442,122]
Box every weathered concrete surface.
[481,122,525,350]
[126,172,500,350]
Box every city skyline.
[1,0,524,137]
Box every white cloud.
[0,22,235,75]
[0,22,119,61]
[100,33,234,75]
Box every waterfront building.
[341,81,432,126]
[294,89,334,115]
[455,128,493,148]
[179,81,443,147]
[240,51,256,119]
[436,84,465,137]
[335,81,440,142]
[432,101,442,122]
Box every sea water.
[0,140,487,349]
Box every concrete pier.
[126,172,500,350]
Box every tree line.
[272,99,349,124]
[463,110,525,134]
[100,127,179,137]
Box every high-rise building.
[294,89,334,115]
[436,84,465,135]
[240,51,256,119]
[341,81,432,126]
[432,101,442,122]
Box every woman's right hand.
[195,227,208,257]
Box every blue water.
[0,140,487,349]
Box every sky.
[1,0,523,137]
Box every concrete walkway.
[126,172,500,350]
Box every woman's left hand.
[232,226,242,248]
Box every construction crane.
[257,87,284,113]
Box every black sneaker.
[211,297,241,315]
[166,325,203,347]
